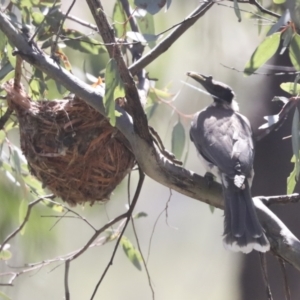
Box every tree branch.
[0,8,300,272]
[128,0,215,75]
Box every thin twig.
[128,171,155,299]
[259,252,273,300]
[66,14,98,31]
[0,213,128,286]
[29,0,59,43]
[278,257,291,300]
[64,261,70,300]
[216,1,276,23]
[128,0,214,75]
[71,213,128,261]
[221,63,300,77]
[90,166,145,300]
[44,199,97,231]
[241,0,280,18]
[0,194,54,254]
[51,0,76,56]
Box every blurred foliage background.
[0,0,298,299]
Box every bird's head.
[187,72,238,110]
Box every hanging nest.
[3,80,135,206]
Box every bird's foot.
[204,172,215,188]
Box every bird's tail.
[221,175,270,253]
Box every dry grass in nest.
[3,80,135,206]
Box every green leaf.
[42,199,64,213]
[0,30,7,58]
[121,237,142,270]
[287,158,297,194]
[0,62,13,80]
[136,12,156,48]
[104,58,125,126]
[273,0,286,4]
[244,33,281,75]
[113,0,130,37]
[62,29,107,55]
[32,11,44,26]
[292,108,300,180]
[0,250,12,261]
[233,0,242,22]
[0,290,12,300]
[289,33,300,71]
[133,212,148,219]
[171,120,185,159]
[6,43,16,68]
[280,82,300,95]
[280,27,294,54]
[209,205,215,213]
[134,0,169,14]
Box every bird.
[187,72,270,254]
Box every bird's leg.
[204,172,215,188]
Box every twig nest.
[4,81,135,206]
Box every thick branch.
[86,0,151,142]
[0,10,300,270]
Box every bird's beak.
[186,72,209,84]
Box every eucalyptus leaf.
[104,58,125,126]
[244,33,281,75]
[171,120,186,159]
[233,0,241,22]
[280,27,293,54]
[62,29,107,55]
[289,33,300,71]
[113,0,130,37]
[292,108,300,180]
[121,237,142,270]
[134,0,168,15]
[280,82,300,95]
[287,157,297,194]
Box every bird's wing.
[190,107,254,178]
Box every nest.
[4,81,135,206]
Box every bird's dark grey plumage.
[188,72,270,253]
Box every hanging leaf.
[291,108,300,181]
[233,0,241,22]
[6,43,16,68]
[287,155,297,194]
[289,33,300,71]
[171,120,186,159]
[113,0,130,37]
[121,237,142,270]
[62,29,107,55]
[280,27,294,54]
[133,212,148,219]
[273,0,286,3]
[244,33,281,75]
[31,11,44,26]
[135,11,156,48]
[104,58,125,126]
[209,205,215,213]
[134,0,168,15]
[280,82,300,95]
